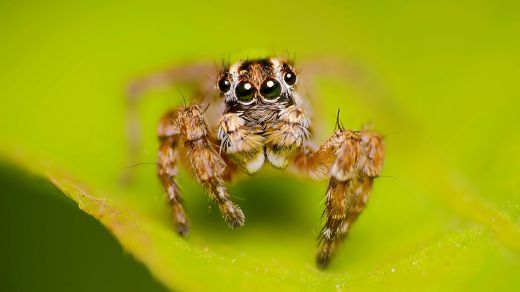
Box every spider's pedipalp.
[265,105,310,169]
[217,113,265,174]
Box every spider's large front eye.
[217,77,231,93]
[283,70,297,86]
[260,78,282,100]
[235,81,256,102]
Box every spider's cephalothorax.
[216,58,310,173]
[127,57,384,268]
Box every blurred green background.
[0,0,519,291]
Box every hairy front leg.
[294,129,384,268]
[158,105,245,230]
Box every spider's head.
[216,58,298,117]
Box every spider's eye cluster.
[283,70,297,86]
[260,78,282,100]
[235,81,256,102]
[217,77,231,93]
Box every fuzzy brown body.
[127,57,385,268]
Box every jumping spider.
[126,57,384,268]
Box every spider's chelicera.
[127,57,385,268]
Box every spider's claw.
[316,245,333,269]
[221,202,245,228]
[172,204,190,236]
[175,221,190,237]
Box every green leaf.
[1,0,519,291]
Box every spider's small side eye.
[235,81,256,102]
[260,78,282,100]
[217,77,231,93]
[283,70,297,86]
